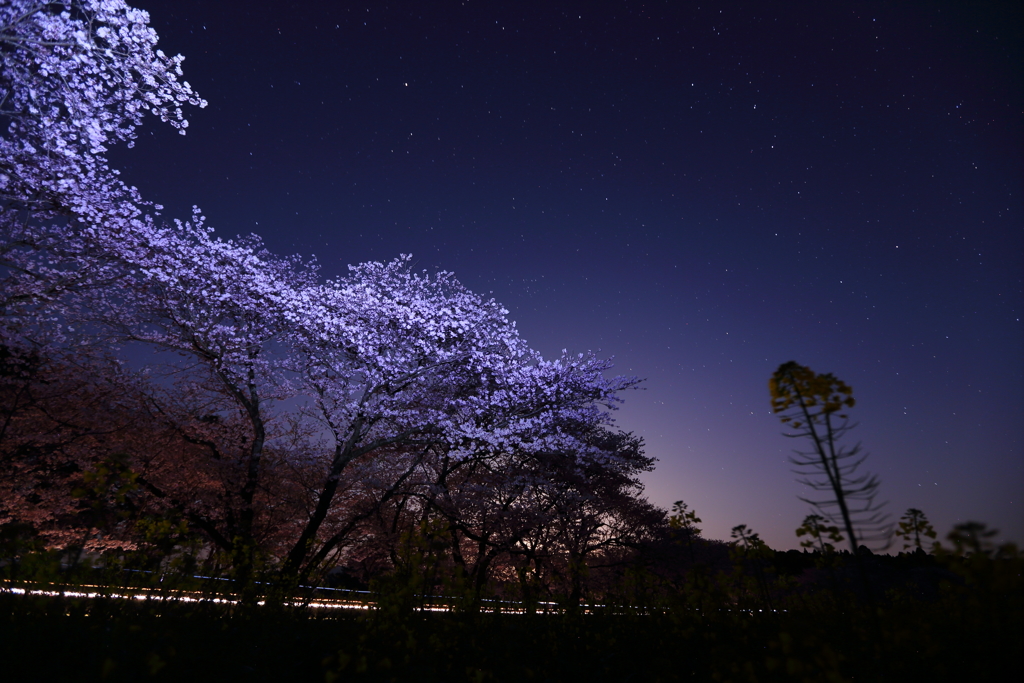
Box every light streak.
[4,582,778,615]
[1,584,370,610]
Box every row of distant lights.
[1,585,562,614]
[3,585,367,610]
[1,586,782,615]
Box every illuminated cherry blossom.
[1,0,206,322]
[0,1,643,586]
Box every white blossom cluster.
[1,0,205,324]
[0,0,205,188]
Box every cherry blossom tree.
[283,257,639,582]
[342,423,660,606]
[0,1,647,596]
[86,233,639,587]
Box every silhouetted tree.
[770,361,891,553]
[796,513,844,554]
[945,521,999,557]
[668,500,702,562]
[729,524,775,612]
[896,508,937,552]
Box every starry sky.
[114,1,1022,550]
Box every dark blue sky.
[116,0,1022,549]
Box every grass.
[0,547,1020,682]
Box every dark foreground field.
[1,580,1019,683]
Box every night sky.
[112,1,1022,550]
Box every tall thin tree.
[770,361,891,553]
